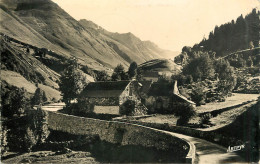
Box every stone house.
[79,81,147,116]
[145,81,196,113]
[142,71,160,82]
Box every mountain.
[0,0,177,70]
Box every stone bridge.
[46,111,195,163]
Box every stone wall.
[46,111,192,162]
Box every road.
[165,131,245,164]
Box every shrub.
[200,113,212,125]
[120,100,135,116]
[190,84,206,106]
[173,102,196,126]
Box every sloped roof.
[174,93,196,105]
[136,81,153,94]
[148,81,195,105]
[148,82,173,96]
[143,71,159,77]
[81,81,130,97]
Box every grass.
[136,93,259,130]
[196,93,259,113]
[1,70,61,102]
[1,70,37,93]
[200,101,258,131]
[2,151,98,163]
[38,84,61,102]
[136,114,179,125]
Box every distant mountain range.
[0,0,179,70]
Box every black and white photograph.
[0,0,259,163]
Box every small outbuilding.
[145,81,195,113]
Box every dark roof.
[148,82,173,96]
[81,81,130,97]
[138,81,153,94]
[148,81,195,105]
[174,94,196,105]
[143,71,159,77]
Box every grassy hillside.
[38,84,61,102]
[1,70,37,94]
[138,59,181,76]
[1,71,61,101]
[0,37,60,89]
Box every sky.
[52,0,259,52]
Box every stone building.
[142,71,160,82]
[79,81,147,116]
[145,81,195,113]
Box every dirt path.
[165,131,245,164]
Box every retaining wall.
[46,111,194,163]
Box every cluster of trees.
[199,9,259,57]
[111,62,143,81]
[1,83,50,154]
[173,50,237,105]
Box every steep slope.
[138,59,182,75]
[79,19,179,61]
[0,0,176,70]
[0,37,60,89]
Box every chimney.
[173,80,180,95]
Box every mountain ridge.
[0,0,177,70]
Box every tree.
[215,59,237,95]
[2,87,30,118]
[111,64,129,81]
[136,68,143,81]
[183,53,215,81]
[128,62,138,79]
[190,83,206,106]
[31,88,48,106]
[96,70,110,81]
[59,58,86,106]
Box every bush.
[120,100,135,116]
[190,84,206,106]
[173,102,196,126]
[200,113,212,125]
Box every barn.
[78,81,147,116]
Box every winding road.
[166,131,244,164]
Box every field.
[200,100,258,131]
[196,93,259,113]
[136,114,179,125]
[136,93,259,128]
[38,84,61,102]
[1,70,37,94]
